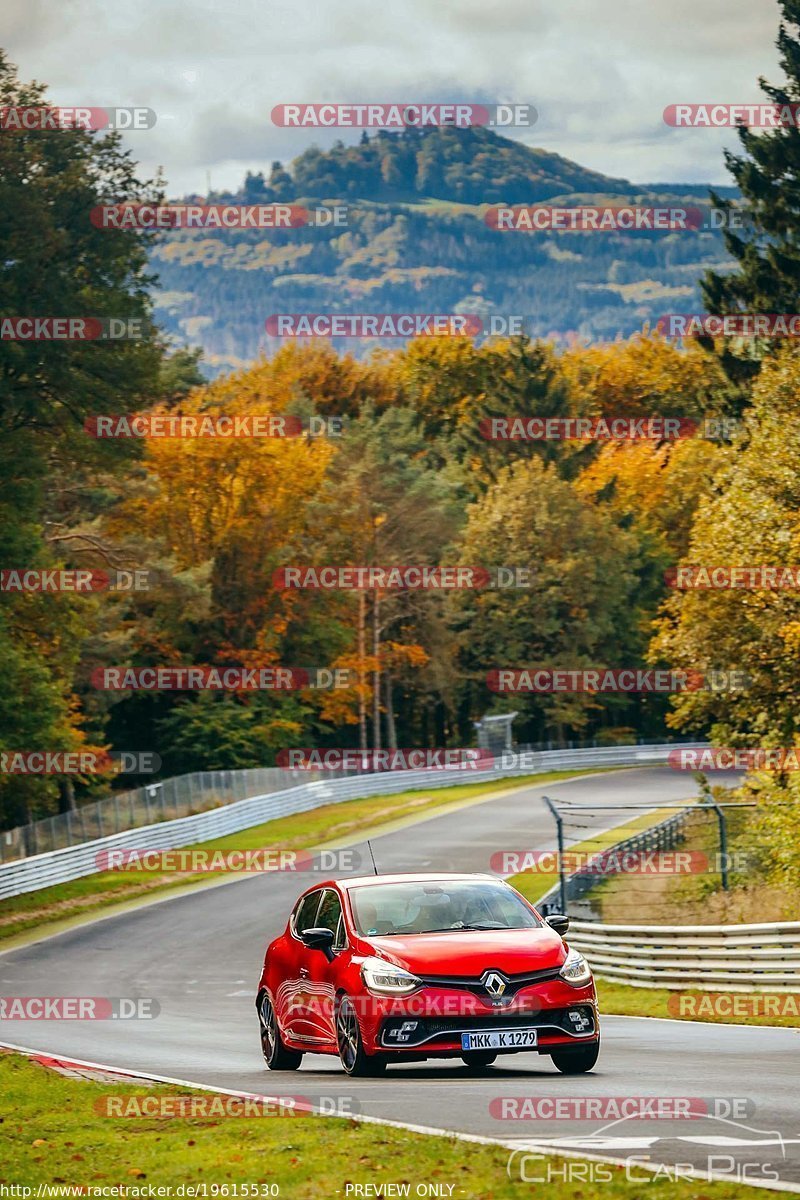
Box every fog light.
[567,1008,592,1032]
[386,1020,419,1043]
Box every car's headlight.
[361,956,422,996]
[559,948,593,987]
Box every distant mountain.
[150,127,733,374]
[261,125,635,205]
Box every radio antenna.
[366,839,379,876]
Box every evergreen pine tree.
[701,1,800,385]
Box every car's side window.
[292,890,322,936]
[316,888,345,948]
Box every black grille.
[418,966,562,998]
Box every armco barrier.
[0,742,702,900]
[568,919,800,992]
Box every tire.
[550,1040,600,1075]
[259,993,303,1071]
[461,1051,497,1069]
[335,994,387,1076]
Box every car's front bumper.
[359,977,599,1055]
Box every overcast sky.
[4,0,785,195]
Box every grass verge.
[0,769,620,948]
[585,803,787,925]
[596,978,800,1028]
[0,1050,767,1198]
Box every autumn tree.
[101,362,338,768]
[395,335,588,487]
[652,347,800,748]
[652,347,800,888]
[0,53,165,825]
[310,404,462,750]
[451,456,643,743]
[560,332,732,427]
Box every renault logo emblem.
[481,970,508,997]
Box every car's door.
[276,888,323,1041]
[301,886,347,1044]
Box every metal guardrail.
[568,919,800,992]
[0,736,700,863]
[0,742,703,900]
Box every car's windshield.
[348,880,542,936]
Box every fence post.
[542,795,568,914]
[708,798,729,890]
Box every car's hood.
[360,927,567,975]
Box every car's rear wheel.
[336,994,387,1076]
[461,1051,497,1069]
[259,993,303,1070]
[550,1040,599,1074]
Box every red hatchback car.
[256,872,599,1076]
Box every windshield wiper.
[368,921,516,935]
[453,921,507,930]
[407,921,509,933]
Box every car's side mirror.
[301,926,336,961]
[545,914,570,937]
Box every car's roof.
[335,872,500,890]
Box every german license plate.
[461,1028,538,1051]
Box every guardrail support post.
[543,795,568,914]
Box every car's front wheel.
[461,1051,497,1070]
[259,993,303,1071]
[550,1040,599,1074]
[336,994,386,1076]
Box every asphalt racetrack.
[3,767,798,1191]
